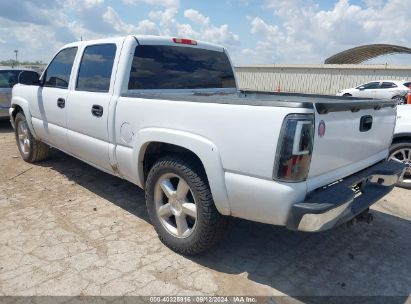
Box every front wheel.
[14,112,49,163]
[389,142,411,189]
[145,155,228,255]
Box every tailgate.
[307,100,397,191]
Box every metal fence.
[235,64,411,95]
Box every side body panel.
[113,96,311,221]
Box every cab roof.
[60,35,225,53]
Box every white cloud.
[122,0,179,8]
[239,0,411,64]
[103,6,159,35]
[65,0,104,10]
[148,8,240,46]
[184,9,209,26]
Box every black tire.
[343,93,352,97]
[14,112,49,163]
[392,95,406,105]
[145,155,228,255]
[389,141,411,189]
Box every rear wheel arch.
[134,129,230,215]
[392,134,411,145]
[142,142,206,184]
[391,95,406,105]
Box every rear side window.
[44,47,77,89]
[0,70,23,88]
[403,82,411,88]
[128,45,236,90]
[76,44,116,92]
[380,82,397,88]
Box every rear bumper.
[286,160,405,232]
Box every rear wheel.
[14,112,49,163]
[392,95,406,105]
[343,93,352,97]
[145,155,228,255]
[389,142,411,189]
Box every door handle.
[360,115,373,132]
[91,104,103,117]
[57,98,65,108]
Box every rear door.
[66,43,119,172]
[307,101,396,190]
[376,82,397,99]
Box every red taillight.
[274,114,314,182]
[172,38,197,45]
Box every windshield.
[128,45,236,90]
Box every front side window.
[0,70,22,88]
[358,82,379,90]
[76,44,116,92]
[44,47,77,89]
[128,45,236,90]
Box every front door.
[30,47,78,152]
[66,43,118,172]
[356,81,379,99]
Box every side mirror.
[358,86,365,90]
[18,71,40,86]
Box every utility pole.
[14,50,18,66]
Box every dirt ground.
[0,119,410,301]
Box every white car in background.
[390,105,411,189]
[337,80,409,104]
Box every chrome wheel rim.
[389,148,411,185]
[393,96,405,105]
[17,120,30,156]
[154,173,198,238]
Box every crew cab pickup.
[10,35,404,254]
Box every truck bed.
[122,91,397,113]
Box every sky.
[0,0,410,65]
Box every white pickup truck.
[10,35,404,254]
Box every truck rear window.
[128,45,236,90]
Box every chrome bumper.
[286,160,405,232]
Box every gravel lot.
[0,119,410,300]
